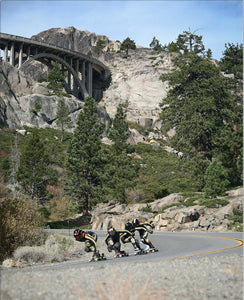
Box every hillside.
[0,27,242,234]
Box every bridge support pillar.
[3,43,8,61]
[73,59,80,97]
[27,46,31,60]
[82,61,85,81]
[10,42,15,66]
[18,43,23,68]
[88,62,93,96]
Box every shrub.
[198,198,229,208]
[12,234,76,265]
[44,234,74,262]
[139,203,153,213]
[203,160,230,198]
[228,208,243,232]
[14,246,46,264]
[0,197,44,262]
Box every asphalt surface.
[1,231,243,300]
[38,230,243,268]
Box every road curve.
[35,230,243,270]
[1,231,242,300]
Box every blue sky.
[0,0,242,60]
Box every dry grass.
[14,246,46,264]
[10,234,77,266]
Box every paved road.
[40,230,243,268]
[1,231,242,300]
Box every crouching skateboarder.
[123,222,143,254]
[105,226,129,258]
[73,229,106,262]
[131,219,158,253]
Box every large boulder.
[90,201,154,230]
[150,194,184,211]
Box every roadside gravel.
[1,254,242,300]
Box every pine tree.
[203,160,230,198]
[17,129,56,202]
[65,96,105,215]
[206,49,212,59]
[47,62,66,94]
[159,30,236,189]
[219,43,243,185]
[120,37,136,56]
[176,28,205,55]
[56,97,72,142]
[149,37,162,52]
[107,103,139,203]
[160,53,232,161]
[108,103,130,153]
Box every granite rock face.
[1,27,175,132]
[31,27,175,129]
[0,60,110,129]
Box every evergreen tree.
[120,37,136,56]
[94,39,106,54]
[219,43,243,185]
[203,160,230,198]
[167,41,180,53]
[108,102,130,153]
[17,129,56,202]
[149,37,162,52]
[206,49,212,59]
[176,28,205,55]
[107,103,139,203]
[47,62,66,94]
[56,97,72,142]
[65,96,105,215]
[159,39,235,189]
[160,54,232,162]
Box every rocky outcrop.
[91,202,154,230]
[87,188,243,232]
[0,61,111,129]
[153,188,243,232]
[32,26,121,55]
[1,27,175,136]
[101,48,175,128]
[31,27,175,129]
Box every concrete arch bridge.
[0,33,111,100]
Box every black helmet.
[74,228,82,238]
[107,226,114,233]
[125,222,133,231]
[132,219,139,227]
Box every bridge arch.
[0,33,111,101]
[20,52,89,99]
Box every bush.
[198,198,229,208]
[14,246,46,264]
[12,234,75,265]
[228,208,243,232]
[139,204,153,213]
[44,234,74,262]
[0,197,44,262]
[203,160,230,198]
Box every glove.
[147,229,153,234]
[150,221,155,229]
